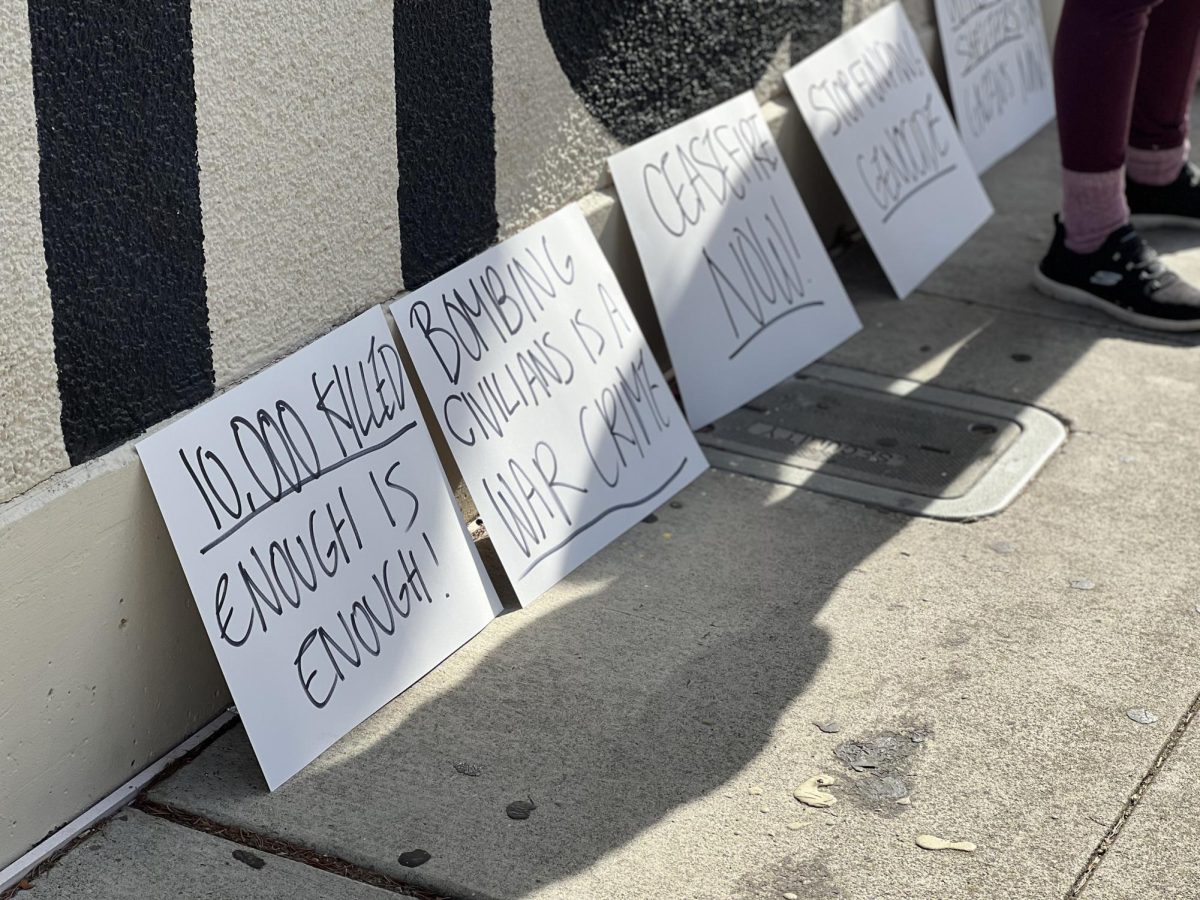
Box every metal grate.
[700,364,1067,520]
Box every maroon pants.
[1056,0,1200,173]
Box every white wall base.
[0,709,236,894]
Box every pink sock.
[1062,168,1129,254]
[1127,140,1189,186]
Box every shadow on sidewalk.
[171,204,1198,900]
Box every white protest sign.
[608,91,863,429]
[137,307,501,790]
[391,205,708,606]
[784,3,993,298]
[935,0,1055,173]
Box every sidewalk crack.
[133,799,459,900]
[1065,689,1200,898]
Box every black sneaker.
[1127,161,1200,229]
[1033,216,1200,332]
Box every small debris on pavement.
[17,880,33,890]
[915,834,976,852]
[398,849,432,868]
[909,729,932,744]
[670,500,684,509]
[643,513,658,524]
[748,785,764,796]
[231,849,266,870]
[783,892,800,899]
[896,797,911,806]
[836,733,918,770]
[454,761,483,777]
[1126,708,1158,725]
[815,721,842,734]
[506,798,538,820]
[1010,353,1032,363]
[988,542,1016,555]
[794,775,838,808]
[1118,455,1137,464]
[1070,579,1096,591]
[858,775,911,803]
[663,532,673,540]
[786,820,808,831]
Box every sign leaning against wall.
[934,0,1055,173]
[784,3,994,299]
[609,90,862,430]
[392,205,708,606]
[137,307,502,790]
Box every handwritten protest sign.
[935,0,1055,173]
[391,205,708,605]
[784,3,993,298]
[137,308,501,790]
[608,91,863,429]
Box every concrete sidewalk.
[19,122,1200,899]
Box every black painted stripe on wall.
[28,0,213,464]
[394,0,498,287]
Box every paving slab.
[149,403,1200,900]
[27,810,392,899]
[825,286,1200,444]
[1084,718,1200,900]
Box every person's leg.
[1128,0,1200,186]
[1122,0,1200,229]
[1054,0,1159,252]
[1037,0,1200,331]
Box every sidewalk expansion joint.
[1064,688,1200,899]
[132,799,459,900]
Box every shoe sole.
[1032,267,1200,332]
[1129,213,1200,230]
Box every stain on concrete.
[832,726,930,815]
[731,853,843,899]
[231,848,266,869]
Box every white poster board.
[391,205,708,605]
[934,0,1055,173]
[137,307,501,790]
[783,3,993,298]
[608,91,863,429]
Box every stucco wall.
[193,0,404,386]
[0,0,942,505]
[3,0,1069,872]
[0,2,69,500]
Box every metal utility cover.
[699,364,1067,520]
